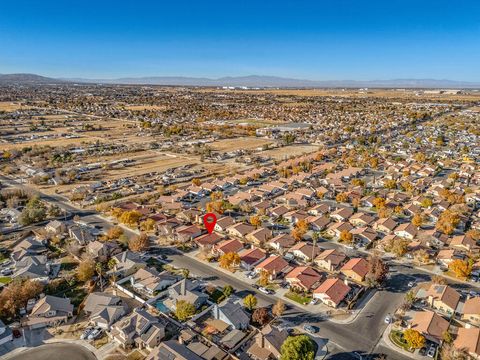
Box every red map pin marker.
[203,213,217,234]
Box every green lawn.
[208,289,226,304]
[0,276,12,285]
[389,330,414,352]
[285,291,312,305]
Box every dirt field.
[210,137,275,151]
[260,144,320,160]
[199,88,480,101]
[0,101,34,111]
[0,136,95,151]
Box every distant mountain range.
[1,73,479,88]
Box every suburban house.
[247,324,288,360]
[227,223,256,238]
[268,234,296,254]
[374,217,398,234]
[340,258,369,282]
[394,223,417,240]
[130,268,178,297]
[146,340,204,360]
[213,239,244,256]
[174,224,203,242]
[83,292,128,330]
[288,242,321,263]
[194,232,223,250]
[409,310,449,344]
[424,284,461,315]
[45,220,66,235]
[238,247,267,271]
[315,249,347,272]
[111,251,147,277]
[86,240,121,261]
[454,327,480,359]
[285,266,323,292]
[110,308,165,350]
[462,297,480,326]
[214,216,235,232]
[212,297,250,330]
[255,255,292,280]
[165,279,208,311]
[313,278,351,308]
[24,295,73,329]
[246,228,273,246]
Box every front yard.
[389,329,414,353]
[285,291,312,305]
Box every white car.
[407,281,415,288]
[426,345,436,358]
[80,328,93,340]
[87,328,102,340]
[309,298,318,305]
[384,315,391,324]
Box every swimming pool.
[155,300,170,313]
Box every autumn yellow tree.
[259,270,271,287]
[372,197,386,209]
[191,178,201,186]
[250,215,262,228]
[339,230,353,244]
[436,210,460,235]
[336,192,349,203]
[219,252,241,270]
[412,214,424,228]
[449,259,472,279]
[403,329,425,349]
[384,179,397,190]
[140,218,156,232]
[243,294,258,311]
[119,210,142,227]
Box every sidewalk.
[379,324,425,360]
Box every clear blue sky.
[1,0,479,81]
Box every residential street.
[1,175,476,360]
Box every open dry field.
[199,88,480,101]
[0,101,34,112]
[210,137,275,151]
[0,135,94,151]
[103,152,198,180]
[260,144,320,160]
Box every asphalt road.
[8,343,97,360]
[2,174,472,360]
[165,248,414,360]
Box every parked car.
[309,298,318,305]
[259,287,274,295]
[407,281,415,288]
[303,324,318,334]
[427,344,436,358]
[87,328,102,340]
[384,315,391,324]
[247,272,258,279]
[0,268,12,276]
[80,328,93,340]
